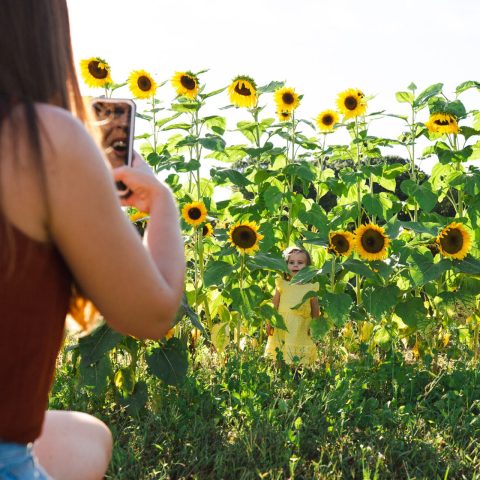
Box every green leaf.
[395,297,427,330]
[342,258,375,278]
[79,355,112,395]
[400,179,437,212]
[322,292,353,327]
[155,112,181,128]
[409,251,452,287]
[456,80,480,95]
[290,266,321,285]
[204,261,235,287]
[211,168,252,187]
[259,304,287,331]
[395,91,414,104]
[203,115,226,135]
[257,81,285,93]
[114,366,136,397]
[117,380,148,416]
[310,316,332,340]
[200,87,227,99]
[263,185,283,212]
[248,252,287,272]
[373,326,391,345]
[298,204,329,233]
[413,83,443,108]
[146,338,188,386]
[435,142,473,164]
[78,323,123,365]
[453,255,480,275]
[199,135,226,152]
[174,294,206,335]
[162,122,192,131]
[362,285,399,321]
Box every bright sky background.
[67,0,480,173]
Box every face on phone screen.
[92,100,133,169]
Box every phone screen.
[91,99,135,193]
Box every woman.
[0,0,185,478]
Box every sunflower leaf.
[146,339,188,386]
[199,135,226,152]
[396,91,414,104]
[247,252,287,273]
[258,81,285,93]
[211,168,251,187]
[400,179,437,212]
[453,255,480,275]
[342,259,376,279]
[290,266,322,285]
[413,83,443,109]
[395,297,427,330]
[321,292,353,327]
[78,323,123,365]
[204,261,235,287]
[362,285,399,321]
[408,251,452,286]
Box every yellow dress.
[265,277,319,366]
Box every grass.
[50,340,480,479]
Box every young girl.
[265,247,320,366]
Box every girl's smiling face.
[287,252,308,277]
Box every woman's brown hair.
[0,0,97,329]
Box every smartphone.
[90,98,136,195]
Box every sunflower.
[128,69,157,99]
[316,110,339,133]
[274,86,300,112]
[354,223,390,261]
[436,222,471,260]
[181,201,207,227]
[328,231,354,257]
[425,112,459,135]
[202,222,214,238]
[164,327,175,340]
[336,88,367,119]
[80,57,112,88]
[171,71,199,99]
[129,211,149,223]
[228,221,264,255]
[277,110,292,122]
[228,75,257,108]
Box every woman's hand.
[112,152,166,214]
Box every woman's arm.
[41,106,184,339]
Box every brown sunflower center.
[322,114,334,126]
[88,61,108,80]
[331,234,349,253]
[202,225,209,236]
[181,75,196,90]
[234,82,252,97]
[232,226,257,249]
[137,76,152,92]
[434,118,453,126]
[188,207,202,220]
[344,95,358,111]
[361,229,385,253]
[439,228,463,254]
[280,111,290,119]
[282,92,294,105]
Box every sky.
[67,0,480,173]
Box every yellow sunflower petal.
[181,201,208,227]
[202,223,214,238]
[274,86,300,112]
[336,88,367,119]
[171,71,199,99]
[128,69,157,99]
[425,112,459,135]
[80,57,112,88]
[328,231,354,257]
[316,110,339,133]
[228,75,257,108]
[277,110,292,122]
[436,222,471,260]
[228,221,263,255]
[354,223,390,261]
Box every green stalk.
[354,117,362,306]
[151,97,157,154]
[237,253,246,351]
[330,255,336,292]
[286,112,296,247]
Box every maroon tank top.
[0,220,72,443]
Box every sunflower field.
[54,59,480,478]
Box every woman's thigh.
[33,410,112,480]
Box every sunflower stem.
[474,314,480,365]
[197,229,212,330]
[330,256,336,292]
[286,112,296,247]
[151,97,157,154]
[237,253,246,351]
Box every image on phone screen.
[91,99,136,194]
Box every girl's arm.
[310,297,320,318]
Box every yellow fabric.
[265,277,319,366]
